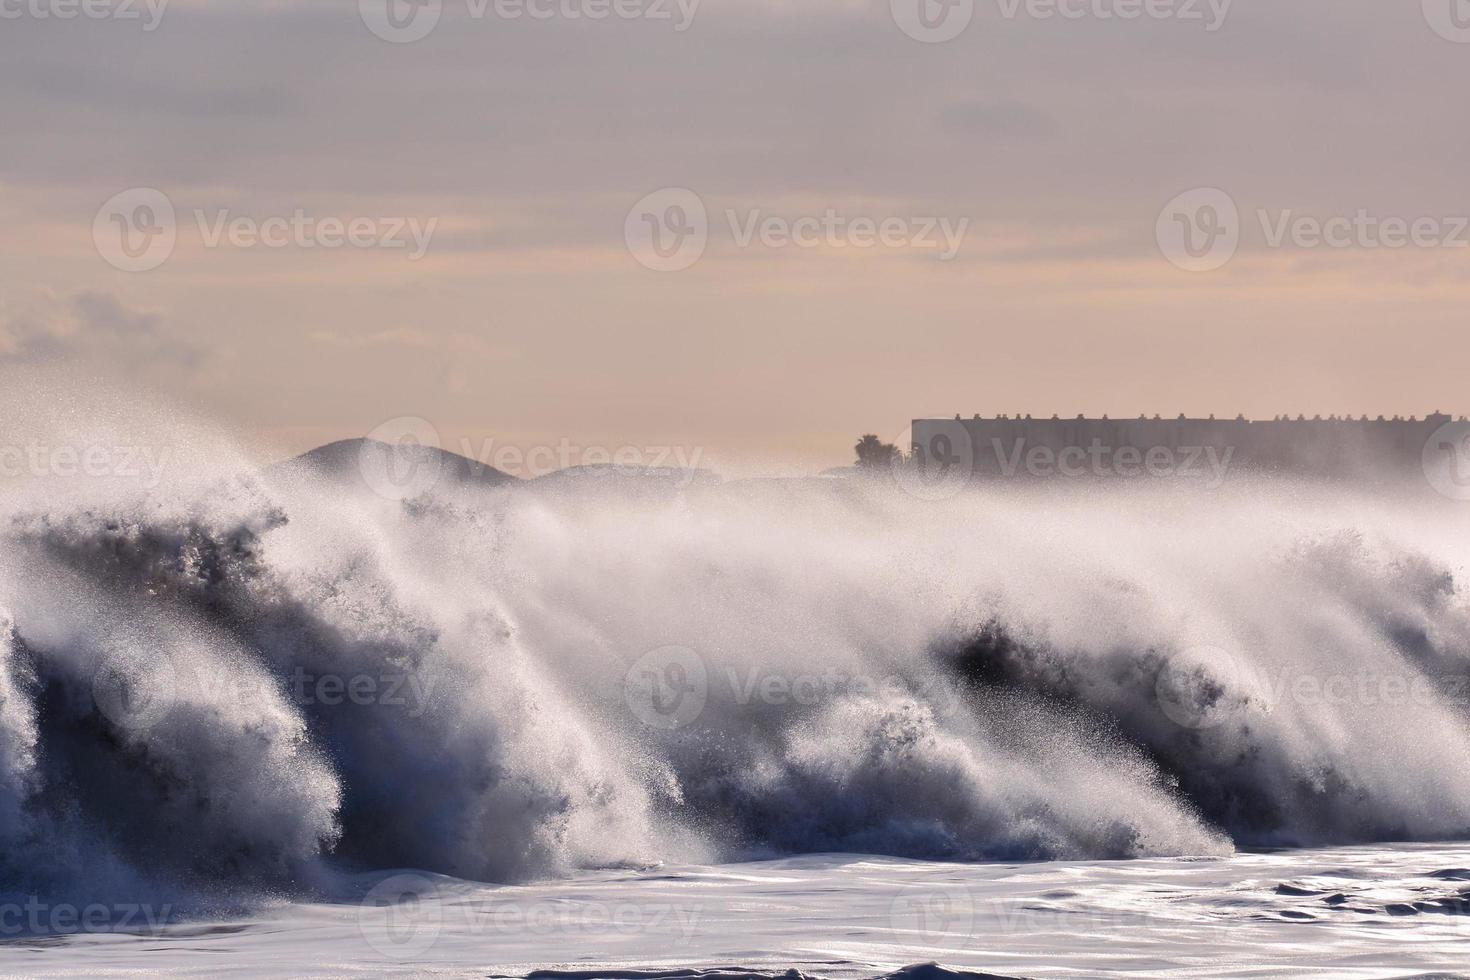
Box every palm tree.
[854,434,899,470]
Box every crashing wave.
[1,424,1468,909]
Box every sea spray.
[0,416,1467,909]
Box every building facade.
[909,413,1464,484]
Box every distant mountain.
[270,438,517,494]
[271,439,728,498]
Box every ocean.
[2,420,1469,978]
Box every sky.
[3,0,1469,475]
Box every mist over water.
[3,394,1470,917]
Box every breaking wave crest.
[3,413,1470,910]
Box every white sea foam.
[0,385,1468,925]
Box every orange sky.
[3,0,1469,475]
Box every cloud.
[73,290,163,338]
[0,314,68,362]
[1,0,1467,462]
[0,291,199,367]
